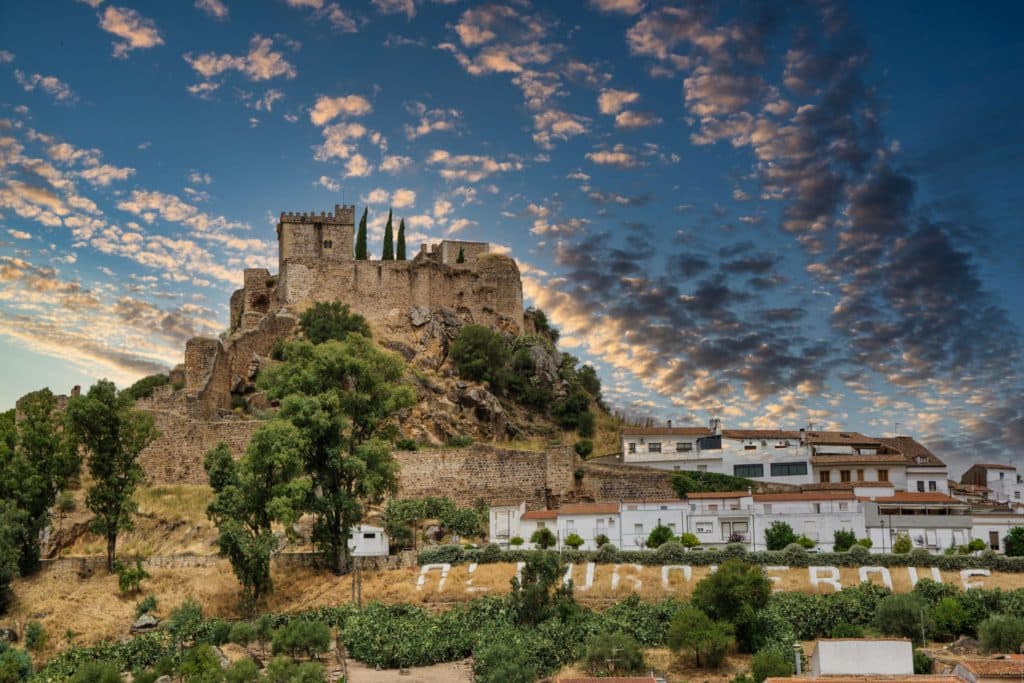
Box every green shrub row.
[418,542,1024,571]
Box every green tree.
[473,637,540,683]
[69,661,122,683]
[691,559,771,652]
[646,524,675,549]
[355,207,368,259]
[584,630,645,676]
[450,325,509,387]
[0,501,26,613]
[204,425,309,610]
[396,218,406,260]
[24,620,46,652]
[180,644,225,683]
[530,527,556,549]
[668,606,735,668]
[751,648,793,683]
[456,246,465,263]
[271,620,331,659]
[764,521,797,550]
[978,614,1024,654]
[931,597,967,641]
[259,336,415,573]
[833,529,857,552]
[1,389,79,572]
[382,209,394,260]
[299,301,371,344]
[564,533,584,550]
[893,532,912,553]
[225,659,260,683]
[64,380,158,572]
[1004,526,1024,556]
[874,593,933,645]
[122,374,169,402]
[577,364,601,402]
[0,645,32,682]
[509,550,572,625]
[679,532,699,548]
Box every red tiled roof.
[879,436,946,467]
[621,426,712,436]
[810,453,907,465]
[754,491,855,502]
[801,482,895,492]
[685,491,750,499]
[558,502,620,515]
[723,429,802,440]
[865,492,965,504]
[972,463,1018,470]
[521,509,557,520]
[805,431,881,446]
[957,656,1024,677]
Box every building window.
[1016,491,1021,499]
[839,502,849,511]
[744,444,757,451]
[878,469,889,482]
[696,522,713,534]
[537,522,545,529]
[627,442,636,454]
[566,520,575,531]
[708,504,718,512]
[840,470,851,483]
[929,481,937,492]
[857,469,864,481]
[917,481,925,492]
[363,532,375,539]
[763,504,772,514]
[648,442,662,453]
[770,462,808,477]
[820,471,831,483]
[323,240,333,248]
[734,464,764,478]
[673,465,680,471]
[676,442,693,452]
[634,524,643,535]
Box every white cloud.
[597,88,639,115]
[362,188,389,204]
[392,188,416,208]
[404,101,461,139]
[345,154,371,177]
[195,0,228,19]
[586,143,641,168]
[313,122,367,161]
[446,218,476,234]
[432,198,452,219]
[380,155,412,173]
[14,70,76,103]
[253,89,284,111]
[426,149,524,183]
[615,110,662,128]
[316,175,341,192]
[285,0,322,7]
[99,6,164,58]
[7,229,32,240]
[184,34,297,83]
[371,0,416,19]
[532,109,589,149]
[588,0,644,13]
[188,171,213,185]
[78,163,136,186]
[186,81,221,98]
[0,51,15,64]
[309,94,372,126]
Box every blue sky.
[1,0,1022,475]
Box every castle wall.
[139,410,263,484]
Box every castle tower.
[276,205,355,304]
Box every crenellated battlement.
[278,204,355,225]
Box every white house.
[555,502,621,550]
[489,501,526,547]
[971,510,1024,552]
[683,491,755,547]
[961,464,1024,505]
[863,492,972,553]
[350,524,389,557]
[810,639,913,677]
[619,500,688,550]
[519,509,557,547]
[753,491,866,551]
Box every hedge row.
[418,542,1024,571]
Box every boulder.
[130,614,160,634]
[410,306,432,327]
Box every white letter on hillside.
[858,566,893,590]
[809,566,842,593]
[611,564,644,592]
[417,563,451,591]
[960,569,990,590]
[907,567,942,587]
[465,563,490,593]
[662,565,692,589]
[765,566,790,592]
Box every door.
[990,531,1000,550]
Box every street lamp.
[880,519,887,553]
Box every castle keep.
[182,205,524,419]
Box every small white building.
[971,510,1024,552]
[753,491,866,551]
[350,524,389,557]
[619,500,688,550]
[810,638,914,677]
[489,501,526,547]
[961,464,1024,505]
[863,492,972,553]
[556,502,621,550]
[683,491,754,547]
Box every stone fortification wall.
[139,409,262,484]
[577,460,679,501]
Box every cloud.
[186,81,221,98]
[14,70,76,103]
[372,0,416,19]
[446,218,476,235]
[597,88,639,115]
[323,4,357,32]
[315,175,340,192]
[532,109,589,149]
[380,155,413,173]
[77,162,136,186]
[614,110,662,128]
[585,144,641,168]
[404,101,461,139]
[588,0,644,14]
[252,89,284,111]
[313,122,367,161]
[285,0,322,7]
[426,149,524,183]
[360,187,415,208]
[7,229,31,240]
[309,94,373,126]
[185,35,297,83]
[345,154,371,177]
[392,188,416,208]
[99,6,165,58]
[195,0,228,19]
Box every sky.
[1,0,1022,476]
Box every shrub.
[668,606,734,668]
[1005,527,1024,556]
[646,525,675,549]
[225,658,260,683]
[679,532,699,548]
[848,545,870,561]
[167,598,205,647]
[833,529,857,552]
[299,301,371,344]
[594,534,610,548]
[70,661,123,683]
[671,470,752,496]
[510,536,524,547]
[691,560,771,652]
[752,648,793,683]
[450,325,510,386]
[855,537,873,549]
[263,657,300,683]
[23,620,46,652]
[115,559,150,594]
[394,438,418,451]
[875,593,933,644]
[577,411,595,438]
[765,522,797,551]
[583,631,645,676]
[553,390,591,431]
[229,621,256,646]
[0,647,32,682]
[797,535,816,549]
[930,597,967,641]
[530,528,556,550]
[208,618,232,646]
[893,533,912,554]
[830,623,865,638]
[135,593,158,618]
[446,435,474,448]
[122,374,169,401]
[474,635,541,683]
[962,539,987,554]
[978,614,1024,653]
[573,440,593,457]
[180,644,225,682]
[913,650,933,674]
[271,620,331,659]
[564,533,584,550]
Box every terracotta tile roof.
[810,453,907,465]
[558,502,620,515]
[766,677,961,683]
[801,482,895,491]
[723,429,803,440]
[754,491,856,502]
[971,463,1018,470]
[805,431,882,446]
[957,655,1024,676]
[521,509,557,520]
[685,491,751,499]
[949,481,991,493]
[621,426,712,436]
[865,492,965,504]
[879,436,947,467]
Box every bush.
[668,606,734,668]
[679,532,699,548]
[833,529,857,552]
[913,650,933,674]
[1005,527,1024,556]
[752,648,793,683]
[24,620,47,652]
[875,593,933,644]
[225,658,260,683]
[474,636,541,683]
[978,614,1024,653]
[0,647,32,682]
[797,535,816,549]
[671,470,752,497]
[830,623,865,638]
[962,539,987,554]
[450,325,510,386]
[229,621,256,646]
[70,661,123,683]
[848,544,870,561]
[135,594,158,618]
[692,560,771,652]
[510,536,524,547]
[299,301,371,344]
[271,620,331,659]
[646,525,675,549]
[446,435,474,448]
[208,618,232,646]
[122,374,169,401]
[856,537,873,549]
[930,597,967,641]
[167,598,205,647]
[564,533,584,550]
[594,534,610,548]
[893,533,912,554]
[573,439,593,457]
[577,411,595,438]
[180,644,225,682]
[552,391,591,431]
[531,528,556,550]
[115,559,150,594]
[394,438,418,451]
[263,657,300,683]
[765,522,797,551]
[583,631,645,676]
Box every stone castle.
[182,205,524,419]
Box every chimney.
[667,419,672,429]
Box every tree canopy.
[299,301,371,345]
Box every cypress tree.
[382,209,394,260]
[396,219,406,260]
[456,246,466,263]
[355,208,367,260]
